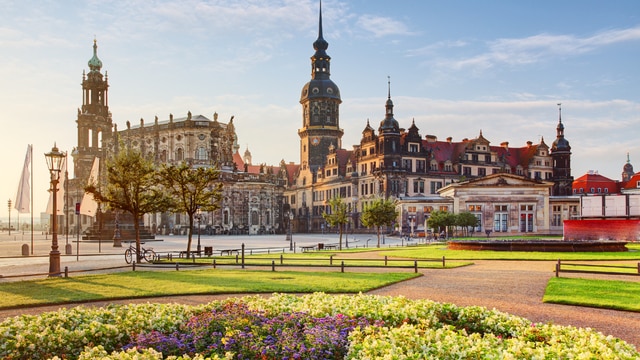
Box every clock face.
[311,137,320,146]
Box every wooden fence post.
[414,261,418,273]
[280,254,283,265]
[341,261,345,273]
[176,263,180,271]
[442,256,446,268]
[384,256,388,266]
[556,259,560,277]
[272,260,275,272]
[213,259,216,269]
[330,255,333,265]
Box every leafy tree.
[427,210,456,238]
[85,147,171,262]
[322,197,349,250]
[360,198,398,248]
[455,211,479,237]
[157,162,222,258]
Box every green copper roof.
[88,39,102,72]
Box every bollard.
[272,260,275,272]
[241,243,245,269]
[176,263,180,271]
[414,260,418,273]
[64,266,69,278]
[21,244,29,256]
[235,254,239,264]
[341,260,344,273]
[132,262,136,271]
[556,259,560,277]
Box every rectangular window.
[493,205,508,232]
[478,168,486,176]
[409,143,419,152]
[519,204,534,232]
[430,181,443,194]
[403,159,412,170]
[408,206,417,213]
[416,160,426,172]
[423,206,433,213]
[463,167,471,175]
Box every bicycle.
[124,243,156,264]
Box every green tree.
[455,211,479,237]
[85,147,170,262]
[427,210,456,238]
[158,162,222,258]
[322,196,349,250]
[361,198,398,248]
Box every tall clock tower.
[73,39,113,181]
[298,2,343,173]
[550,104,573,196]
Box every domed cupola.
[300,1,341,102]
[88,39,103,73]
[378,78,400,134]
[622,153,634,182]
[551,104,571,152]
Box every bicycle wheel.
[124,248,133,264]
[143,249,156,262]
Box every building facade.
[283,5,579,236]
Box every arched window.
[251,210,259,225]
[175,148,183,162]
[196,147,208,160]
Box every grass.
[172,253,472,269]
[0,269,420,309]
[544,277,640,312]
[375,243,640,261]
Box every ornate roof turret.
[622,152,634,182]
[88,39,103,73]
[379,77,400,134]
[300,0,341,102]
[551,103,571,152]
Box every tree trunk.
[338,223,343,250]
[376,226,381,248]
[186,214,194,259]
[134,214,142,263]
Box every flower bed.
[0,293,637,359]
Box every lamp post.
[7,199,11,236]
[45,144,66,277]
[288,211,294,251]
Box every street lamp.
[45,143,66,277]
[288,211,294,251]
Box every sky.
[1,0,639,220]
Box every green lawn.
[0,269,419,309]
[376,243,640,261]
[544,277,640,312]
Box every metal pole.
[49,176,61,277]
[7,199,11,236]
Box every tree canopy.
[322,196,349,250]
[157,162,222,258]
[361,198,398,248]
[85,147,170,261]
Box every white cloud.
[355,14,414,38]
[445,26,640,71]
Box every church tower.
[375,78,404,198]
[298,1,343,173]
[550,103,573,196]
[73,39,113,181]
